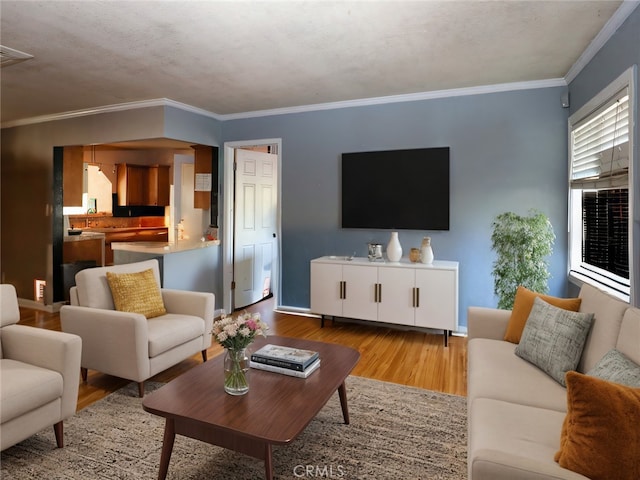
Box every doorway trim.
[222,138,282,315]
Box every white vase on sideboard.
[386,231,402,262]
[420,236,434,264]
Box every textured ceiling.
[0,0,631,126]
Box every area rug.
[1,376,467,479]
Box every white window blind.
[571,89,629,189]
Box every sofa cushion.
[106,269,166,319]
[617,307,640,365]
[468,398,581,480]
[515,298,593,386]
[468,338,568,412]
[147,314,205,358]
[0,359,63,423]
[587,348,640,387]
[555,371,640,480]
[75,259,161,310]
[504,286,582,344]
[577,283,629,373]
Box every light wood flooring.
[18,296,467,411]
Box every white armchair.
[0,284,82,451]
[60,259,214,397]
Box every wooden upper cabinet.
[192,145,213,209]
[117,164,171,206]
[147,165,170,206]
[63,146,84,207]
[117,164,146,206]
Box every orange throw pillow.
[503,286,582,343]
[555,371,640,480]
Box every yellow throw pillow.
[106,269,166,319]
[503,286,582,343]
[555,371,640,480]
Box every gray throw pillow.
[515,297,594,386]
[587,349,640,387]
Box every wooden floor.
[18,296,467,411]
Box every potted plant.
[491,210,556,309]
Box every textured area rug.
[1,376,467,479]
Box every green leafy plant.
[491,210,556,309]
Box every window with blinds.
[568,80,632,301]
[570,90,629,189]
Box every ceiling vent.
[0,45,34,68]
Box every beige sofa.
[467,283,640,479]
[60,259,214,397]
[0,284,82,451]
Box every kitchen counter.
[111,239,220,255]
[81,227,169,265]
[63,232,105,266]
[84,227,168,233]
[63,231,106,242]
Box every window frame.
[568,67,636,303]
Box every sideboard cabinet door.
[310,262,343,317]
[377,267,416,325]
[342,264,378,322]
[415,269,457,331]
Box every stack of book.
[250,344,321,378]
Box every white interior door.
[234,149,278,309]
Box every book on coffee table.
[251,344,320,371]
[250,358,321,378]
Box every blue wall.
[223,87,569,327]
[567,5,639,305]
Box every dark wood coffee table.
[142,336,360,480]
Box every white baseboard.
[18,298,65,313]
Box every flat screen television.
[341,147,450,230]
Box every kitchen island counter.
[112,240,220,294]
[111,239,220,255]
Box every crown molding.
[2,78,566,128]
[565,0,640,84]
[218,78,567,120]
[0,98,223,129]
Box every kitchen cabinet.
[63,232,105,267]
[147,165,170,206]
[63,146,84,206]
[310,256,459,345]
[192,145,213,209]
[117,164,146,206]
[117,164,170,206]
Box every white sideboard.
[310,256,459,346]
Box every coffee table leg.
[158,418,176,480]
[260,443,272,480]
[338,381,350,424]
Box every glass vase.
[224,348,249,395]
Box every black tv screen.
[341,147,450,230]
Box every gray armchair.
[60,259,214,397]
[0,284,82,451]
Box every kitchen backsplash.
[67,214,167,229]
